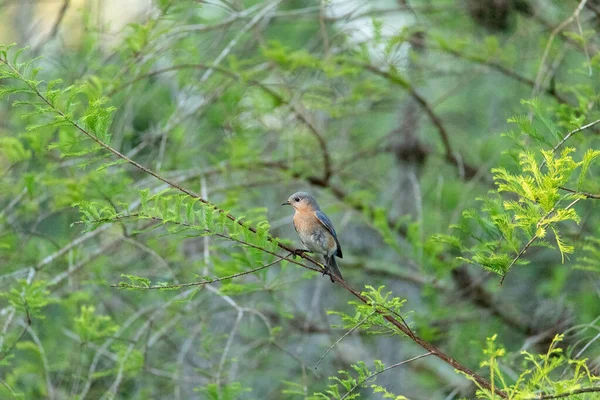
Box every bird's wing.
[314,210,343,258]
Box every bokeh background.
[1,1,599,399]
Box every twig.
[532,0,589,98]
[271,340,321,378]
[199,0,282,83]
[314,311,376,370]
[525,387,600,400]
[500,198,581,284]
[22,321,54,400]
[437,46,568,104]
[340,352,433,400]
[113,254,292,289]
[0,304,31,363]
[110,62,334,182]
[359,62,479,179]
[0,187,27,218]
[542,118,600,168]
[559,186,600,199]
[48,238,122,287]
[500,233,539,285]
[216,309,243,391]
[168,4,262,35]
[0,58,506,398]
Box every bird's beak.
[281,200,290,206]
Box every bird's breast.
[293,212,335,255]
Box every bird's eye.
[294,197,300,202]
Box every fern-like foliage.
[463,334,600,399]
[328,285,410,337]
[438,132,600,279]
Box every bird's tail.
[326,256,343,282]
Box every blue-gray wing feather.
[314,211,343,258]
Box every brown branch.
[112,253,293,290]
[526,387,600,400]
[332,277,505,398]
[436,45,568,104]
[559,186,600,199]
[358,62,479,179]
[109,63,334,182]
[0,55,506,398]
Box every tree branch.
[0,55,506,398]
[559,186,600,199]
[525,387,600,400]
[359,62,479,179]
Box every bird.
[282,192,343,282]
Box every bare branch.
[559,186,600,200]
[525,387,600,400]
[314,311,376,370]
[340,352,434,400]
[532,0,589,98]
[359,62,479,179]
[113,253,293,290]
[548,118,600,160]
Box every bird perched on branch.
[282,192,343,282]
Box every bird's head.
[282,192,319,211]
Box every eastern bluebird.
[282,192,343,282]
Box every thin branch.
[216,309,243,391]
[113,253,292,290]
[526,387,600,400]
[110,62,334,182]
[436,45,568,104]
[500,198,582,284]
[168,3,262,35]
[532,0,589,98]
[340,352,434,400]
[199,0,282,83]
[359,62,479,179]
[0,187,27,218]
[270,340,322,378]
[22,321,54,400]
[0,58,506,397]
[547,117,600,161]
[559,186,600,199]
[314,311,376,370]
[0,303,31,363]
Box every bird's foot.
[291,249,310,259]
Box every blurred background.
[1,0,599,399]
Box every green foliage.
[1,2,600,400]
[329,286,409,336]
[74,305,119,343]
[307,360,409,400]
[464,334,600,399]
[441,134,599,277]
[0,280,52,319]
[574,234,600,273]
[197,381,251,400]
